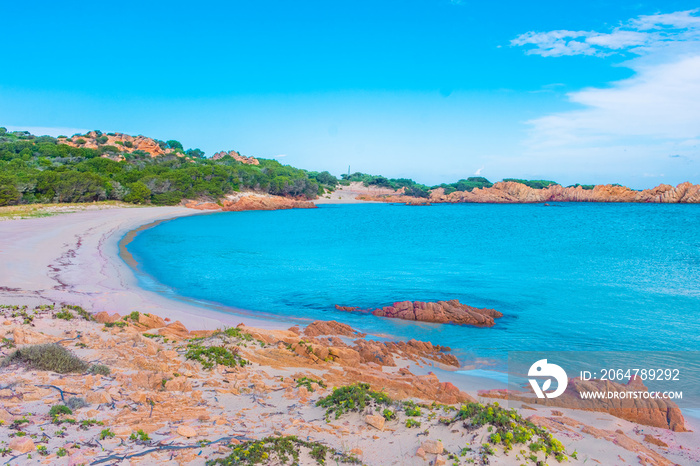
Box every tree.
[0,183,20,206]
[124,181,151,204]
[185,148,205,158]
[166,140,183,151]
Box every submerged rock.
[336,299,503,327]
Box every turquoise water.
[126,203,700,369]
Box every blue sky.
[2,1,700,188]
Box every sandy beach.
[0,206,288,331]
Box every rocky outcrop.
[303,320,364,338]
[336,300,503,327]
[221,194,316,212]
[211,150,259,165]
[358,181,700,204]
[480,376,687,432]
[183,193,317,212]
[58,131,176,158]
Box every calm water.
[126,203,700,369]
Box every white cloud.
[511,9,700,57]
[511,10,700,186]
[474,166,484,175]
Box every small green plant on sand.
[100,428,115,440]
[54,309,74,320]
[403,400,422,417]
[443,402,570,462]
[295,377,326,392]
[130,429,151,442]
[405,418,421,428]
[88,364,110,376]
[382,408,395,421]
[1,344,88,373]
[185,343,248,370]
[204,435,361,465]
[49,405,72,417]
[316,383,392,420]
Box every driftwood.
[89,436,252,465]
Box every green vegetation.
[185,343,248,370]
[48,405,72,417]
[567,183,595,190]
[130,429,151,442]
[403,400,422,417]
[100,428,115,440]
[1,343,88,373]
[295,377,326,392]
[341,172,431,197]
[443,402,569,462]
[502,178,559,189]
[316,383,392,420]
[432,176,493,194]
[88,364,111,376]
[0,129,328,206]
[404,418,421,428]
[205,435,361,465]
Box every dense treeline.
[432,177,493,194]
[0,128,334,206]
[340,172,432,197]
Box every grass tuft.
[1,343,88,373]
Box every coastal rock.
[304,320,364,338]
[177,425,198,438]
[336,300,503,327]
[364,414,385,431]
[420,440,444,454]
[94,311,121,323]
[9,437,35,453]
[13,327,59,345]
[211,150,260,165]
[221,194,316,212]
[481,377,687,432]
[357,181,700,204]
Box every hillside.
[0,127,337,207]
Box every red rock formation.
[303,320,364,338]
[336,300,503,327]
[480,376,687,432]
[221,195,316,212]
[211,150,260,165]
[58,131,176,158]
[358,181,700,204]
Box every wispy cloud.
[511,9,700,57]
[510,10,700,185]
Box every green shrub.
[54,309,74,320]
[2,344,88,373]
[49,405,72,417]
[100,428,115,440]
[405,418,421,428]
[295,377,326,392]
[88,364,110,376]
[204,435,360,465]
[185,344,248,370]
[316,383,392,420]
[65,397,88,410]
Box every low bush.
[2,344,88,373]
[316,383,392,420]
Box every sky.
[2,1,700,188]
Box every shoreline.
[0,206,290,332]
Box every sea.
[125,202,700,399]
